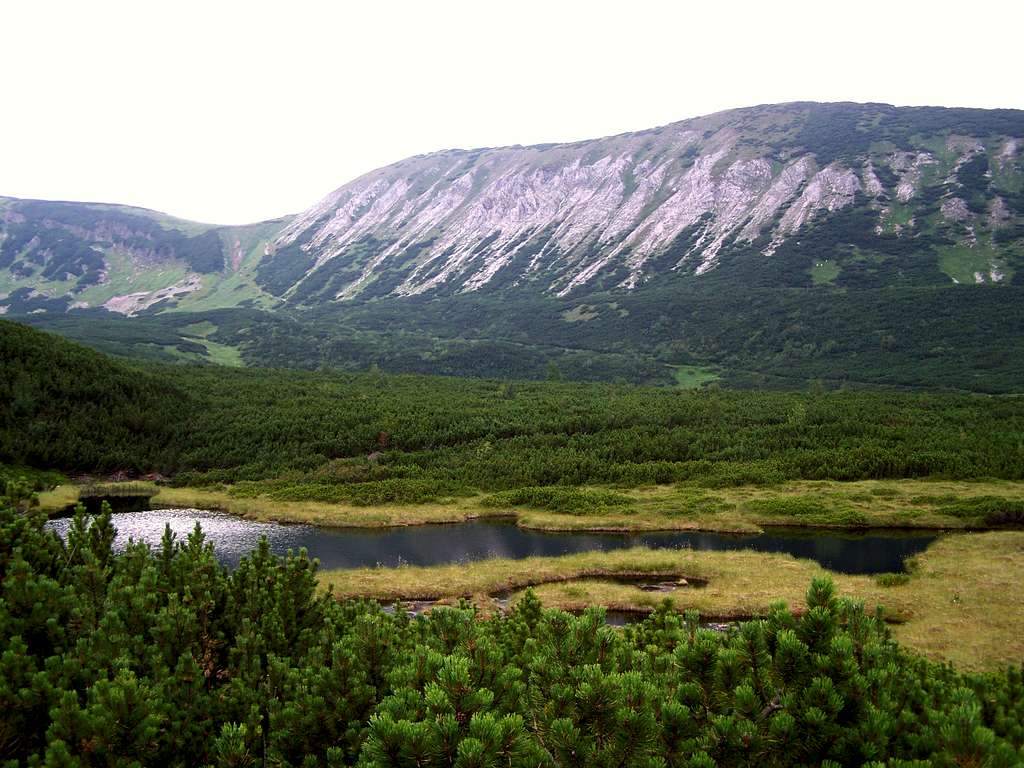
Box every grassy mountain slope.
[0,197,285,315]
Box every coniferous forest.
[3,491,1024,767]
[3,320,1023,492]
[3,323,1024,766]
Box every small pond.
[45,508,938,575]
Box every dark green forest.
[2,492,1023,767]
[2,320,1023,502]
[15,276,1024,393]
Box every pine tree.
[2,492,1022,766]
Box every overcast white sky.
[3,0,1021,224]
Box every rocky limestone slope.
[261,102,1024,303]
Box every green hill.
[0,319,185,471]
[3,321,1023,488]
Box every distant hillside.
[3,102,1024,392]
[5,102,1024,314]
[266,102,1024,302]
[0,197,286,315]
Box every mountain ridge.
[4,101,1023,316]
[261,101,1024,303]
[3,101,1024,394]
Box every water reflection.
[45,508,938,574]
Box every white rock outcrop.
[941,197,971,222]
[269,109,1017,300]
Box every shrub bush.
[940,496,1024,526]
[482,486,634,515]
[4,498,1022,767]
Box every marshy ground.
[40,479,1024,671]
[317,532,1024,672]
[56,477,1024,533]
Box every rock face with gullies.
[3,102,1024,316]
[263,102,1024,302]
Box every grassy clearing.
[319,548,906,638]
[881,201,916,231]
[317,547,862,613]
[937,243,1010,284]
[38,482,157,515]
[37,484,87,514]
[810,259,840,285]
[528,533,1024,672]
[148,485,506,527]
[75,249,191,306]
[195,338,244,366]
[0,270,76,297]
[318,532,1024,671]
[914,136,959,181]
[78,481,156,498]
[560,305,599,322]
[161,344,208,364]
[176,320,244,366]
[672,365,719,389]
[883,532,1024,670]
[179,320,218,337]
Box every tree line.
[3,321,1024,499]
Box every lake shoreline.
[38,477,1024,535]
[154,501,965,537]
[36,489,1024,670]
[45,508,936,574]
[134,481,1024,536]
[317,532,1024,672]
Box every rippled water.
[45,508,938,574]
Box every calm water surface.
[45,508,938,574]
